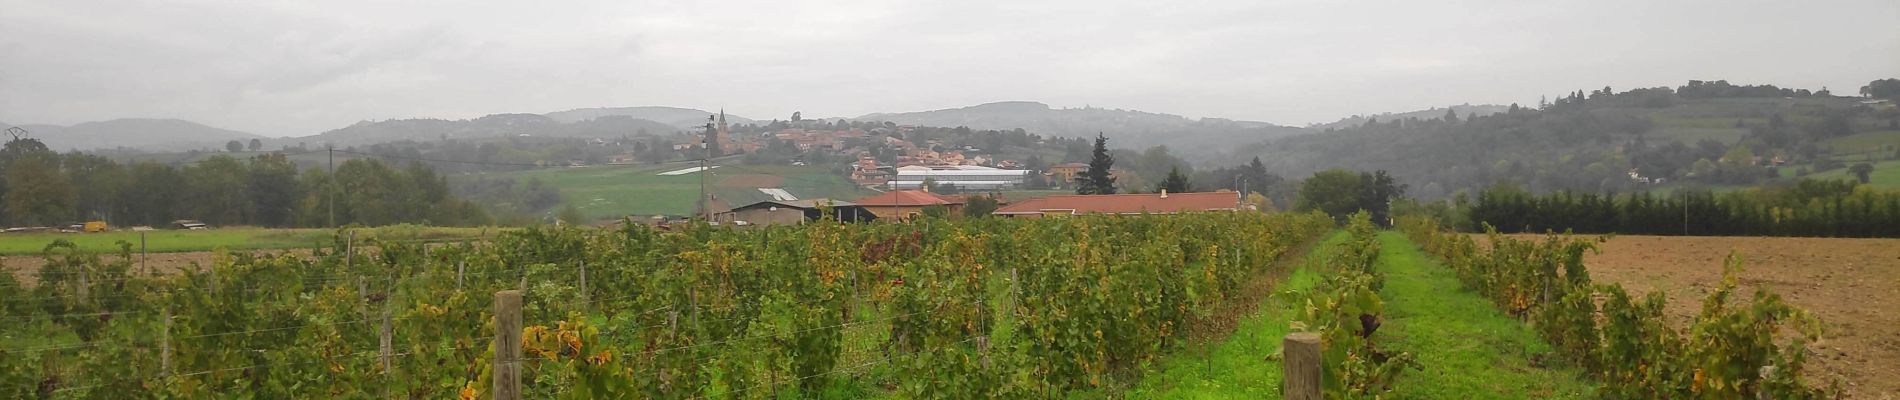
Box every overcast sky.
[3,0,1896,137]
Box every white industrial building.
[886,165,1032,190]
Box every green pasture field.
[1800,159,1900,188]
[1825,130,1900,155]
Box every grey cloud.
[2,0,1896,137]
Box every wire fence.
[27,287,972,398]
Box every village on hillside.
[596,112,1232,228]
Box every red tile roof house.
[992,191,1242,218]
[852,190,967,220]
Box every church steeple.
[717,109,729,135]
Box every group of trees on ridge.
[0,137,491,228]
[1240,79,1900,202]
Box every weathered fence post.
[1283,332,1322,400]
[578,260,588,305]
[456,260,465,289]
[140,232,148,274]
[494,290,523,400]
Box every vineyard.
[0,211,1332,398]
[1398,217,1840,398]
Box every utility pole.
[699,156,709,221]
[699,116,712,222]
[1233,176,1245,210]
[328,144,336,228]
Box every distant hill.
[1305,104,1511,131]
[5,118,263,151]
[305,113,685,146]
[855,101,1305,153]
[1238,84,1898,199]
[544,106,757,129]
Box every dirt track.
[4,249,316,285]
[1503,234,1900,399]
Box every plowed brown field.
[1486,234,1900,398]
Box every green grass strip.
[1374,231,1597,399]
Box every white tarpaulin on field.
[658,166,719,176]
[757,188,797,201]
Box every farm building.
[885,165,1032,190]
[718,199,876,226]
[852,190,966,220]
[1044,163,1089,183]
[992,191,1241,218]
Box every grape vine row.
[2,211,1331,398]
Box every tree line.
[1452,179,1900,237]
[0,137,491,228]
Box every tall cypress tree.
[1078,133,1117,195]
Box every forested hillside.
[1242,80,1900,199]
[1303,104,1510,131]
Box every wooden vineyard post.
[1759,365,1777,400]
[379,304,393,373]
[456,261,465,289]
[346,230,355,270]
[578,260,588,306]
[1283,332,1322,400]
[160,307,173,376]
[75,259,89,301]
[140,231,148,274]
[493,290,523,400]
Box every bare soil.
[4,248,319,286]
[1487,234,1900,399]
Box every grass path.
[1128,231,1599,398]
[1122,231,1343,398]
[1374,231,1597,398]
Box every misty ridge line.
[3,98,1484,154]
